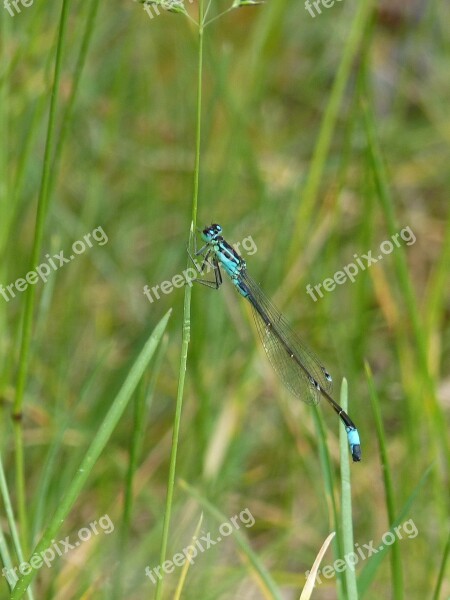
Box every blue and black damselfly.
[189,223,361,462]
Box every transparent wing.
[241,269,332,405]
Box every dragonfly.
[189,223,361,462]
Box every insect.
[190,223,361,462]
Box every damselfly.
[190,223,361,462]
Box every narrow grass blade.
[13,0,72,557]
[14,0,71,416]
[0,455,34,599]
[310,406,345,599]
[300,531,336,600]
[173,512,204,600]
[180,480,284,600]
[154,286,192,600]
[49,0,102,200]
[0,2,11,260]
[0,522,15,594]
[431,529,450,600]
[339,379,358,600]
[113,334,168,600]
[361,91,449,467]
[424,210,450,366]
[10,309,172,600]
[154,0,204,592]
[365,362,402,598]
[289,0,374,260]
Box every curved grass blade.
[300,532,336,600]
[173,512,204,600]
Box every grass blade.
[289,0,374,260]
[361,90,449,468]
[10,309,172,599]
[300,532,336,600]
[0,455,34,599]
[365,362,403,598]
[310,406,345,599]
[154,0,205,595]
[173,512,204,600]
[14,0,71,416]
[113,334,168,599]
[339,378,358,600]
[431,529,450,600]
[12,0,72,556]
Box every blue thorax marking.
[215,240,244,275]
[201,224,249,297]
[216,240,249,298]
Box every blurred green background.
[1,0,449,598]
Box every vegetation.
[0,0,448,598]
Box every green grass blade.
[113,334,168,600]
[0,3,11,259]
[0,455,34,599]
[365,362,403,599]
[154,0,204,596]
[154,245,193,600]
[311,405,345,599]
[431,529,450,600]
[10,309,171,599]
[424,210,450,352]
[12,0,72,557]
[14,0,71,417]
[49,0,102,200]
[339,378,358,600]
[288,0,374,261]
[361,91,449,468]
